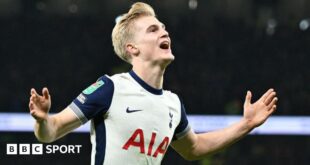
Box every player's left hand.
[243,89,278,129]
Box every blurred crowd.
[0,13,309,116]
[0,1,310,165]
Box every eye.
[147,25,159,33]
[151,28,157,32]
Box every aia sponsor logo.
[122,129,169,157]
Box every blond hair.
[111,2,155,63]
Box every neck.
[132,63,166,89]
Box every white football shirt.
[69,71,190,165]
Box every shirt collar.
[129,70,163,95]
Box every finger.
[268,105,277,115]
[31,88,41,101]
[30,88,35,95]
[267,97,278,110]
[42,87,50,100]
[29,101,34,110]
[30,93,39,103]
[264,91,276,105]
[30,94,36,102]
[244,90,252,107]
[31,88,39,96]
[259,88,274,103]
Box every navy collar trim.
[129,70,163,95]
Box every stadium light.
[188,0,198,10]
[299,19,310,31]
[266,18,277,36]
[1,113,310,135]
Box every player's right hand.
[29,87,51,122]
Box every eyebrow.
[146,23,166,32]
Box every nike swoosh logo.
[126,107,143,113]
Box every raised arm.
[29,88,81,143]
[171,89,278,160]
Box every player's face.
[131,16,174,66]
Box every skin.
[29,15,278,160]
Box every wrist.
[240,118,255,133]
[36,116,48,124]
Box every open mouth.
[159,41,170,50]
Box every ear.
[126,43,140,57]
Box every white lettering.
[19,144,30,155]
[6,144,17,155]
[45,145,82,154]
[46,145,52,154]
[32,144,43,155]
[75,145,82,153]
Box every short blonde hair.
[111,2,155,63]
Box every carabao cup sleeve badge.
[82,80,105,95]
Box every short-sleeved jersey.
[69,71,190,165]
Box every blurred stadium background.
[0,0,309,164]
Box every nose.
[160,29,169,39]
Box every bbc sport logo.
[6,143,82,155]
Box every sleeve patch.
[82,80,105,95]
[70,75,114,122]
[77,94,87,104]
